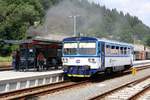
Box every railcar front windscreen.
[79,42,96,55]
[63,42,78,55]
[63,42,96,55]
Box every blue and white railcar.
[62,37,133,77]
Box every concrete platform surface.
[133,60,150,67]
[0,70,63,81]
[0,70,64,93]
[133,60,150,65]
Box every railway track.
[0,66,12,71]
[89,75,150,100]
[0,80,89,100]
[128,82,150,100]
[0,65,150,100]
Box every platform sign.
[131,67,137,75]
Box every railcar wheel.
[105,68,113,75]
[124,65,132,70]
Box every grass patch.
[0,56,12,62]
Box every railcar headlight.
[62,58,68,63]
[63,65,68,69]
[85,65,90,70]
[88,58,96,63]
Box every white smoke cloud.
[35,0,103,36]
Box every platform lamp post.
[69,15,80,37]
[44,21,48,34]
[132,33,136,45]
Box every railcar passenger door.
[101,42,105,68]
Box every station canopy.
[1,34,70,45]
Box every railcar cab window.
[63,42,77,55]
[79,42,96,55]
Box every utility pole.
[45,22,48,34]
[69,15,80,37]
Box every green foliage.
[0,0,59,56]
[0,0,59,40]
[0,56,12,62]
[84,2,150,44]
[43,0,150,45]
[0,0,150,56]
[0,0,44,40]
[144,35,150,46]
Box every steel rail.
[0,66,12,71]
[128,83,150,100]
[89,75,150,100]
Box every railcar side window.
[120,47,124,55]
[106,45,110,54]
[124,47,127,55]
[111,46,115,55]
[116,46,119,55]
[128,48,131,55]
[63,43,77,55]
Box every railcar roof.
[63,37,133,47]
[63,37,97,41]
[98,38,133,46]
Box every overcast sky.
[90,0,150,27]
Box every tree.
[144,35,150,46]
[0,0,59,55]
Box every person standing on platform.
[12,51,16,70]
[15,50,20,71]
[37,52,45,71]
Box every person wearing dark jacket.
[15,50,20,71]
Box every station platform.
[0,60,150,94]
[133,60,150,67]
[0,70,63,93]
